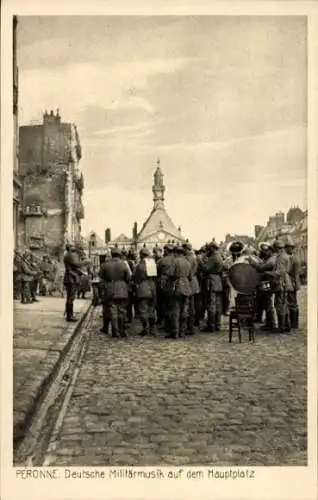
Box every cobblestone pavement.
[13,297,90,444]
[47,289,307,467]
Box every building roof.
[137,205,183,243]
[136,162,184,243]
[83,231,105,248]
[113,233,132,243]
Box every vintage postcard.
[1,1,317,499]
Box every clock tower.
[136,160,185,250]
[152,159,165,210]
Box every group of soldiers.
[13,249,61,303]
[63,235,303,339]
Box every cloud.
[90,121,151,137]
[19,57,191,125]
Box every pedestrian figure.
[20,250,37,304]
[133,248,157,336]
[63,244,83,322]
[272,239,293,333]
[251,242,277,332]
[99,248,131,338]
[157,244,175,332]
[202,241,224,333]
[166,245,192,339]
[285,236,301,330]
[183,242,200,335]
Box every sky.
[17,15,307,247]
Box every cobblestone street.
[42,289,307,467]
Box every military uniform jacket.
[20,258,37,282]
[262,250,293,292]
[186,253,200,295]
[288,254,301,291]
[204,252,224,292]
[133,261,157,299]
[168,256,192,297]
[99,257,131,299]
[157,255,175,291]
[63,251,82,285]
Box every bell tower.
[152,159,165,209]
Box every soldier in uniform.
[133,248,157,336]
[29,252,41,302]
[13,250,22,300]
[20,250,37,304]
[272,239,293,333]
[202,241,224,332]
[285,236,301,330]
[99,248,131,338]
[196,246,208,323]
[63,244,83,322]
[183,242,200,335]
[251,242,277,332]
[167,245,192,339]
[157,243,175,332]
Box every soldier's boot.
[276,314,287,333]
[215,313,221,332]
[165,317,178,339]
[20,284,26,304]
[295,310,300,329]
[179,316,187,338]
[149,317,156,336]
[139,318,148,336]
[284,313,291,333]
[118,317,127,338]
[66,303,77,322]
[290,310,299,330]
[202,312,215,332]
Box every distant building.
[107,161,186,253]
[255,207,307,263]
[13,15,21,249]
[18,110,84,259]
[223,233,255,247]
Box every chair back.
[235,293,256,315]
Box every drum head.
[228,262,260,294]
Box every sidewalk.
[13,296,91,447]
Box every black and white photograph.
[7,11,311,476]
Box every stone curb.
[13,300,92,450]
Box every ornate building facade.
[107,161,185,253]
[18,110,85,260]
[13,15,21,250]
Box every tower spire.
[152,159,165,209]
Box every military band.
[95,235,303,339]
[13,235,303,337]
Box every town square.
[11,15,307,468]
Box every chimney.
[254,225,264,238]
[105,228,111,244]
[133,222,138,240]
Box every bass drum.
[228,262,260,294]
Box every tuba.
[226,240,245,256]
[226,241,260,294]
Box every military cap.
[273,239,285,249]
[183,242,192,251]
[259,242,272,252]
[285,235,295,247]
[208,240,219,250]
[174,245,184,254]
[228,241,244,254]
[140,248,151,257]
[111,247,122,257]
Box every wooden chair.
[229,293,256,343]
